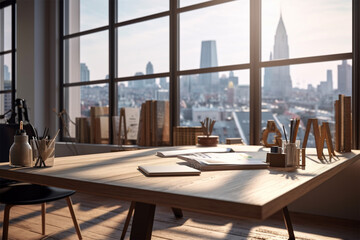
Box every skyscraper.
[146,61,156,86]
[80,63,90,82]
[263,15,292,98]
[326,69,333,94]
[2,66,11,112]
[4,65,10,81]
[337,60,352,95]
[317,69,333,95]
[199,40,219,93]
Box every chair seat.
[0,183,75,205]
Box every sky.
[73,0,352,90]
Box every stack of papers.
[178,152,268,171]
[156,147,234,157]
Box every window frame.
[59,0,359,148]
[0,0,16,119]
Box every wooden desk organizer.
[266,153,286,167]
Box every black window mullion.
[169,0,179,145]
[108,0,116,144]
[11,1,16,117]
[249,0,261,145]
[59,0,64,141]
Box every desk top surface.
[0,145,358,220]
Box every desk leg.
[130,202,156,240]
[171,208,183,218]
[282,206,295,240]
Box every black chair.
[0,183,82,240]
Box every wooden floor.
[0,192,359,240]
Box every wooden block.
[302,118,323,160]
[301,148,306,167]
[94,116,109,144]
[90,106,109,144]
[334,100,340,152]
[151,101,158,146]
[339,94,345,151]
[226,138,244,145]
[172,127,177,146]
[75,117,90,143]
[145,100,152,146]
[344,96,351,152]
[161,101,170,145]
[137,103,146,146]
[302,119,312,149]
[267,153,286,167]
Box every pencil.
[292,118,300,143]
[283,125,288,143]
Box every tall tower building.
[337,60,352,95]
[80,63,90,82]
[263,15,292,98]
[326,69,333,94]
[4,65,10,81]
[146,61,156,86]
[199,40,219,93]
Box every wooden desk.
[0,146,359,240]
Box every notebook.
[138,164,201,176]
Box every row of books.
[76,106,109,144]
[137,100,170,146]
[173,126,204,146]
[75,104,208,147]
[76,106,141,145]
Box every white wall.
[17,0,58,137]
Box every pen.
[290,119,294,143]
[283,125,288,143]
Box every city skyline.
[76,0,351,90]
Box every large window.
[0,1,15,122]
[60,0,354,146]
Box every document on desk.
[156,147,234,157]
[178,152,268,171]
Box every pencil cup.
[282,140,300,151]
[284,143,297,167]
[31,139,55,167]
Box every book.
[334,100,340,151]
[137,100,170,146]
[95,116,109,144]
[75,117,90,143]
[137,103,146,146]
[90,106,109,144]
[178,152,269,171]
[160,101,170,146]
[344,96,351,152]
[122,107,140,141]
[156,147,234,157]
[145,100,152,146]
[138,164,201,176]
[151,101,157,146]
